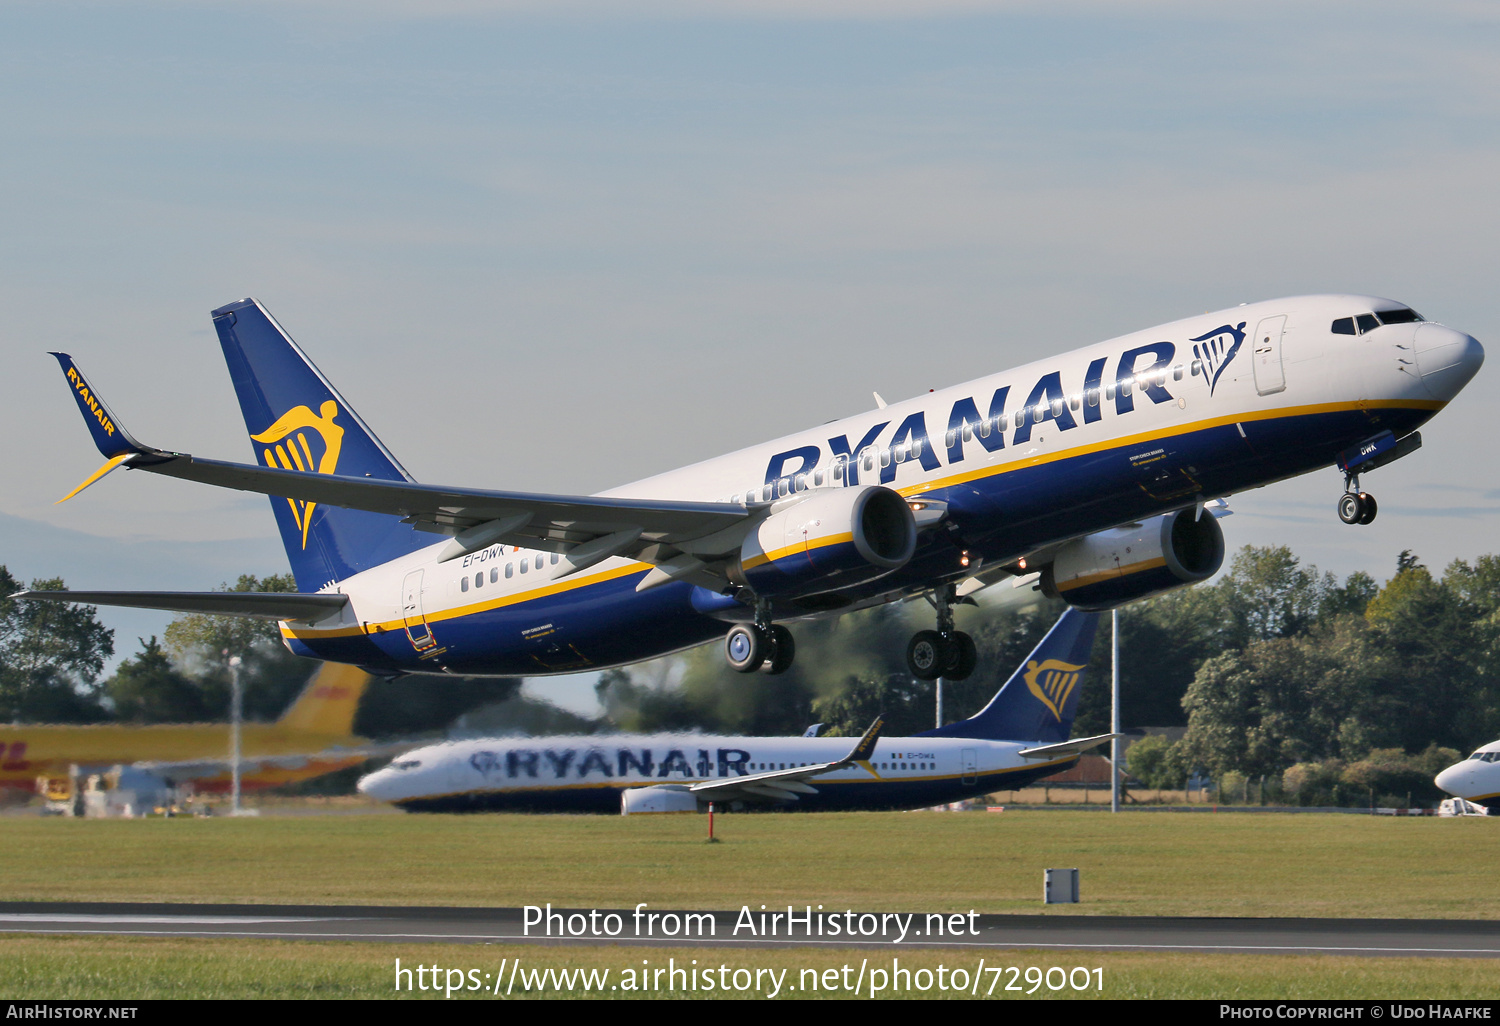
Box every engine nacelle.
[728,485,917,600]
[620,786,699,815]
[1041,508,1224,611]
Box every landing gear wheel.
[760,625,796,675]
[944,631,978,681]
[1337,492,1364,525]
[725,624,766,673]
[1357,492,1378,525]
[907,630,949,681]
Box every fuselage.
[1435,741,1500,811]
[283,294,1482,676]
[358,732,1074,813]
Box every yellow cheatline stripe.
[56,453,131,503]
[283,560,649,640]
[897,398,1442,499]
[288,399,1437,640]
[1057,556,1168,592]
[741,531,855,572]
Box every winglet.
[50,353,148,459]
[843,716,884,765]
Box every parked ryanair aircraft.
[0,663,380,796]
[358,608,1104,813]
[1434,742,1500,811]
[20,295,1482,683]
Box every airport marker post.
[1111,609,1120,814]
[228,654,242,815]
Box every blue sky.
[2,1,1496,686]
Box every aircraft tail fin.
[276,662,371,737]
[917,608,1100,743]
[211,299,430,589]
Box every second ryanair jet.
[22,294,1483,682]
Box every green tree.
[0,567,113,722]
[105,636,211,723]
[162,573,318,721]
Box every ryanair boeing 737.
[357,609,1102,813]
[20,295,1482,683]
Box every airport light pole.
[1110,609,1120,814]
[228,654,243,815]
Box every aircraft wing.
[1015,732,1122,760]
[10,590,348,623]
[49,352,752,577]
[689,717,883,804]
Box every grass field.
[4,935,1498,1000]
[1,809,1496,919]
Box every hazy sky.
[2,1,1496,686]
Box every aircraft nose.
[1414,324,1484,401]
[1434,764,1467,796]
[357,768,392,799]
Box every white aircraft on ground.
[1434,742,1500,811]
[357,608,1104,813]
[20,295,1482,684]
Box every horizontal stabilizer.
[1015,732,1121,760]
[12,590,348,622]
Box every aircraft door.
[401,570,437,652]
[961,748,978,785]
[1251,315,1287,396]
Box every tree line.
[7,544,1497,805]
[0,567,518,738]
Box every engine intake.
[1041,508,1224,611]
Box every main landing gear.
[724,606,796,675]
[906,585,977,681]
[1337,472,1378,526]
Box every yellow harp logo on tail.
[250,400,344,549]
[1023,658,1085,722]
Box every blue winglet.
[50,353,147,459]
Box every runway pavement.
[2,902,1498,957]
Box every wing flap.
[131,453,748,556]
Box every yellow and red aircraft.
[0,663,383,795]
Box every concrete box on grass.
[1044,868,1079,904]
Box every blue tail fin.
[211,298,430,591]
[917,608,1100,742]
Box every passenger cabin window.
[505,563,513,578]
[535,554,544,570]
[520,559,528,574]
[490,568,499,584]
[1331,317,1357,335]
[1190,359,1203,375]
[474,572,483,588]
[1356,313,1380,334]
[460,576,469,592]
[551,553,559,565]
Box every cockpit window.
[1356,313,1380,334]
[1468,752,1498,762]
[392,759,422,771]
[1376,307,1423,325]
[1331,317,1356,335]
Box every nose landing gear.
[906,585,977,681]
[1337,473,1378,525]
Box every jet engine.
[1040,508,1224,611]
[727,485,916,600]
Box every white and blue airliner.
[21,295,1483,684]
[357,608,1103,814]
